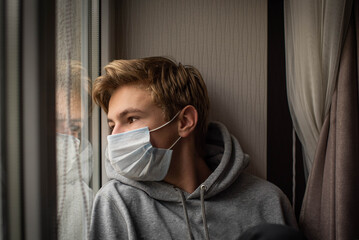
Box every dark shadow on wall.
[267,0,306,221]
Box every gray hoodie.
[90,122,297,240]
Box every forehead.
[108,84,159,118]
[56,89,82,119]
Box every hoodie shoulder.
[236,172,284,196]
[90,179,154,240]
[90,180,130,239]
[232,172,298,227]
[95,179,146,201]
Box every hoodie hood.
[105,121,249,201]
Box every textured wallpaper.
[112,0,268,179]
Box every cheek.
[149,133,162,148]
[149,124,179,149]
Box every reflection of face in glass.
[56,89,82,138]
[55,61,93,240]
[56,60,91,139]
[56,133,93,185]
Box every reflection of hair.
[56,60,92,118]
[93,56,210,140]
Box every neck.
[163,139,212,193]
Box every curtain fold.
[284,0,352,176]
[299,2,359,239]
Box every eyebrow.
[107,108,145,123]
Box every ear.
[177,105,198,138]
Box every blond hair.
[93,56,210,141]
[56,60,92,118]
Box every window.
[0,0,102,239]
[55,0,100,239]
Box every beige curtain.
[299,2,359,239]
[284,0,353,177]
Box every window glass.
[55,0,98,239]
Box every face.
[107,84,179,149]
[56,90,82,138]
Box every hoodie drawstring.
[178,189,194,240]
[176,186,210,240]
[200,185,210,240]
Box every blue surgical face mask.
[106,112,181,181]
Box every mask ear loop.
[149,111,181,132]
[169,136,181,150]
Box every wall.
[112,0,268,178]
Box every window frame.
[1,0,104,238]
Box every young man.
[90,57,298,239]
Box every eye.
[128,116,138,124]
[108,124,114,133]
[70,124,81,132]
